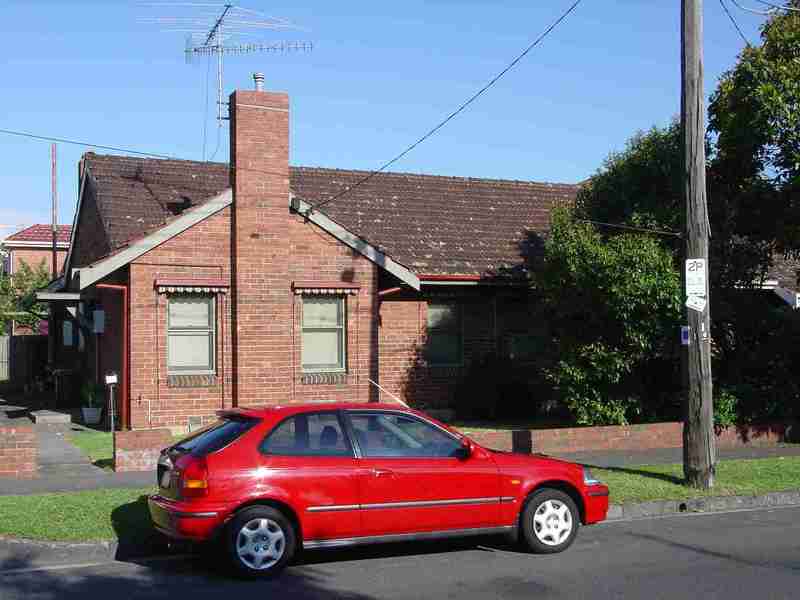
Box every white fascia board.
[774,287,800,309]
[76,188,232,291]
[36,291,81,301]
[2,240,70,249]
[36,276,80,301]
[291,196,420,291]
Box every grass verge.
[595,456,800,504]
[0,488,154,543]
[1,457,798,543]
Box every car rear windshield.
[172,416,259,457]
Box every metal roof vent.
[253,72,265,91]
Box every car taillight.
[179,456,209,498]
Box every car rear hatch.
[157,413,260,500]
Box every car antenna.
[367,379,409,408]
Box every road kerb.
[607,489,800,521]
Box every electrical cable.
[310,0,584,211]
[0,128,174,159]
[579,219,683,238]
[720,0,753,46]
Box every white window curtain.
[301,296,346,372]
[167,295,215,374]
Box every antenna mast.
[143,4,311,130]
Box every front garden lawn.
[1,457,799,542]
[67,430,186,470]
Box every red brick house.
[40,81,577,432]
[2,224,70,335]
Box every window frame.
[166,294,216,376]
[425,301,464,367]
[301,295,347,373]
[343,410,464,459]
[258,410,355,458]
[507,333,538,362]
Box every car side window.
[260,412,353,457]
[347,412,462,458]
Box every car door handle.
[371,468,395,478]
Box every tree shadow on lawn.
[580,463,685,485]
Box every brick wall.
[128,208,233,431]
[465,421,797,454]
[120,87,382,431]
[378,292,543,410]
[10,247,67,278]
[0,426,37,478]
[230,89,292,408]
[287,219,379,404]
[114,428,173,472]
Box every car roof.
[218,402,424,420]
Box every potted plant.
[80,382,104,425]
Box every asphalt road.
[2,506,800,599]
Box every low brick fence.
[0,425,37,478]
[114,429,173,472]
[465,421,798,454]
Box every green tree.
[709,2,800,253]
[538,209,682,425]
[0,259,52,333]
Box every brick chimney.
[229,76,291,407]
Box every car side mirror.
[454,440,472,461]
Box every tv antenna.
[142,4,311,124]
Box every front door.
[344,410,501,537]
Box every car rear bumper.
[584,484,610,524]
[148,495,228,541]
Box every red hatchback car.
[149,403,609,577]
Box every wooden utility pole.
[50,143,58,277]
[681,0,715,488]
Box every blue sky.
[0,1,766,233]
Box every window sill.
[300,372,348,385]
[167,374,218,388]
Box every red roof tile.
[5,224,72,245]
[76,153,579,277]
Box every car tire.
[520,488,580,554]
[225,506,296,578]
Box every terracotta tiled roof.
[292,167,577,277]
[78,153,579,277]
[768,254,800,290]
[5,224,71,245]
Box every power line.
[311,0,584,211]
[208,124,222,161]
[0,128,175,159]
[719,0,753,45]
[579,219,683,238]
[729,0,775,15]
[754,0,800,11]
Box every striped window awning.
[155,278,229,294]
[292,281,360,295]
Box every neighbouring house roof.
[4,224,72,247]
[72,152,579,282]
[767,254,799,290]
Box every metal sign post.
[105,372,118,431]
